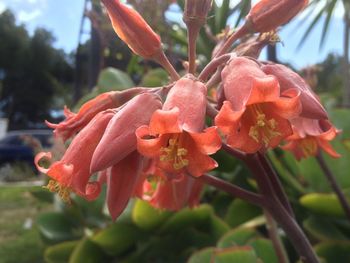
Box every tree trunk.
[342,2,350,107]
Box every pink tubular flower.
[101,0,162,58]
[215,57,301,153]
[282,118,341,160]
[35,110,115,202]
[102,151,144,220]
[262,63,328,120]
[137,161,204,211]
[246,0,308,33]
[136,75,221,177]
[90,93,162,173]
[47,88,145,141]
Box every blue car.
[0,130,53,167]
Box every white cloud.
[18,9,41,22]
[0,2,7,13]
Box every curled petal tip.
[35,152,52,174]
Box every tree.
[0,10,74,129]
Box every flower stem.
[257,152,295,218]
[264,210,290,263]
[244,154,320,263]
[316,152,350,221]
[213,25,249,58]
[154,51,180,81]
[201,173,265,207]
[187,26,199,74]
[198,54,232,82]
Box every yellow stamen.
[248,105,281,147]
[43,180,72,204]
[160,135,189,170]
[300,138,318,158]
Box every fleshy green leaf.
[44,241,78,263]
[91,223,139,256]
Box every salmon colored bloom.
[246,0,308,33]
[47,88,145,141]
[35,110,115,202]
[136,160,203,211]
[101,0,162,58]
[262,63,327,120]
[282,118,341,160]
[102,151,145,220]
[215,57,301,153]
[90,93,162,173]
[136,75,221,177]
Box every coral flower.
[101,151,145,220]
[90,93,162,173]
[136,75,221,177]
[35,110,115,202]
[282,118,341,160]
[262,63,327,119]
[215,57,301,153]
[47,88,145,141]
[246,0,308,33]
[101,0,162,58]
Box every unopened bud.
[183,0,213,27]
[101,0,162,58]
[246,0,308,33]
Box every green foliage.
[0,10,74,128]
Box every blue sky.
[0,0,346,69]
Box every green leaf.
[248,238,279,263]
[225,199,262,228]
[187,247,215,263]
[303,216,348,241]
[315,242,350,263]
[30,188,54,203]
[188,246,258,263]
[210,214,230,240]
[215,247,258,263]
[300,193,347,217]
[69,238,109,263]
[132,199,171,231]
[218,228,260,248]
[44,241,78,263]
[159,205,213,234]
[37,212,83,244]
[97,67,134,92]
[91,223,138,256]
[140,68,169,87]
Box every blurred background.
[0,1,350,263]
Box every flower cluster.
[36,0,340,220]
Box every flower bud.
[183,0,213,27]
[101,0,162,58]
[246,0,308,33]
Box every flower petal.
[149,108,182,135]
[188,127,222,155]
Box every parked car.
[0,130,53,168]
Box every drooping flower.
[47,88,145,141]
[90,93,162,173]
[262,63,327,119]
[246,0,308,33]
[136,75,221,177]
[102,151,144,220]
[282,118,341,160]
[35,110,115,202]
[137,160,204,211]
[101,0,162,58]
[215,57,301,153]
